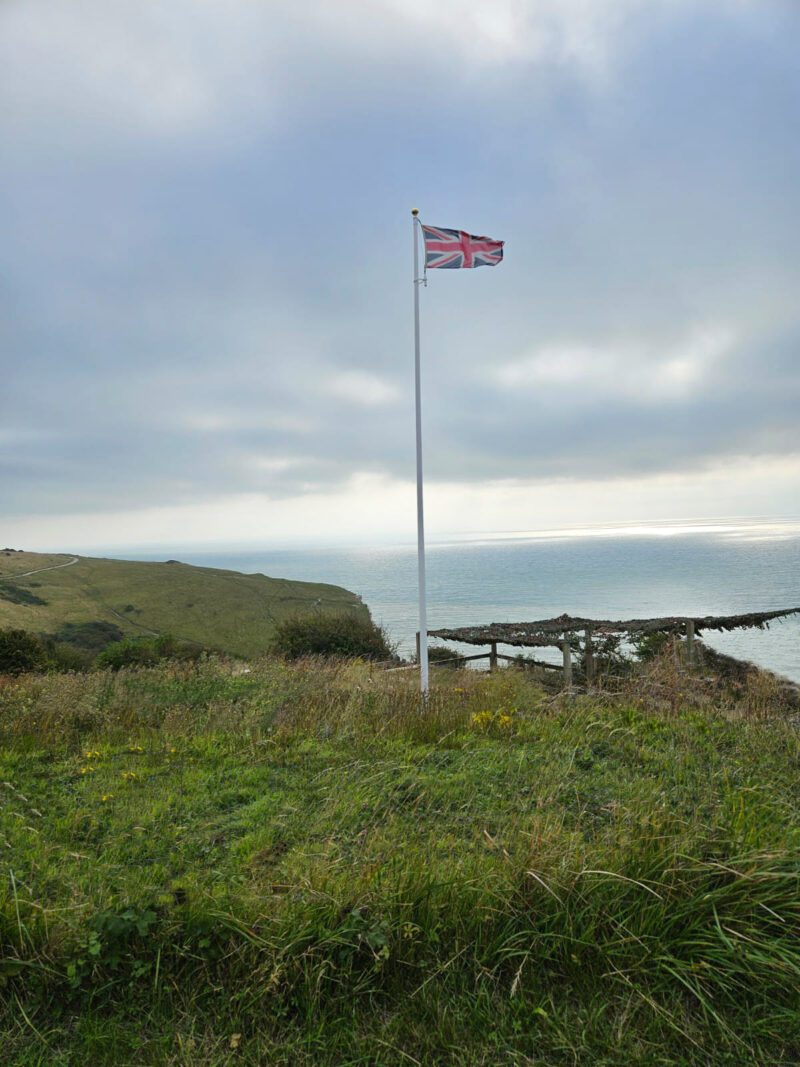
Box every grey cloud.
[2,1,799,521]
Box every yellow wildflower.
[470,710,514,733]
[470,710,494,731]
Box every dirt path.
[105,604,159,637]
[7,556,80,579]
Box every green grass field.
[0,551,367,658]
[1,657,798,1065]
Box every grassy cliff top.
[1,657,798,1064]
[0,549,366,658]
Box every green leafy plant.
[577,633,633,680]
[0,627,48,675]
[631,630,672,661]
[96,634,207,671]
[44,640,94,672]
[53,620,125,653]
[66,906,158,988]
[427,645,467,668]
[270,613,396,661]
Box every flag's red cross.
[421,224,504,269]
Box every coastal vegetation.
[270,612,395,662]
[1,653,798,1065]
[0,551,367,659]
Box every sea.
[124,519,800,684]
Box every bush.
[271,613,395,662]
[0,581,48,606]
[427,644,466,668]
[0,628,49,675]
[631,631,672,661]
[577,633,633,680]
[45,641,94,672]
[53,620,124,653]
[96,634,206,671]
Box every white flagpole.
[411,208,429,694]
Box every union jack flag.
[421,224,504,270]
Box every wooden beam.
[562,635,572,691]
[584,628,595,684]
[496,653,561,669]
[428,606,800,645]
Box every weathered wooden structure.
[425,607,800,686]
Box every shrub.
[0,627,49,674]
[577,633,633,680]
[0,581,48,606]
[45,641,94,672]
[271,613,395,662]
[631,630,672,662]
[96,634,206,671]
[54,620,124,653]
[427,645,466,668]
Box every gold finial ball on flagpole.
[411,208,419,216]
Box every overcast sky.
[2,0,798,551]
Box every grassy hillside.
[0,550,367,658]
[1,658,799,1065]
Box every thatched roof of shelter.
[429,607,800,648]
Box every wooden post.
[415,631,421,664]
[685,619,695,665]
[489,641,498,672]
[562,635,572,691]
[584,628,595,685]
